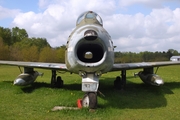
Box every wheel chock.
[77,99,82,108]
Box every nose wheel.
[82,92,97,109]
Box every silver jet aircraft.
[1,11,180,109]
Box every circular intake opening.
[77,43,104,63]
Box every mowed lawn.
[0,65,180,120]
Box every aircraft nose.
[84,30,97,40]
[14,78,25,85]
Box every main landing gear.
[114,70,126,90]
[51,70,64,88]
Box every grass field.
[0,65,180,120]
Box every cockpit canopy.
[76,11,103,26]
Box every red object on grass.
[77,99,82,108]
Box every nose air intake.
[84,30,97,40]
[77,44,104,63]
[76,30,104,63]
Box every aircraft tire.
[114,76,122,90]
[56,76,63,88]
[82,92,97,109]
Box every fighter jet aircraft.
[0,11,180,109]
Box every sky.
[0,0,180,52]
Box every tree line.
[0,26,65,63]
[114,49,179,63]
[0,26,179,63]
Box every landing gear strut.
[121,70,126,89]
[79,73,99,109]
[114,70,126,90]
[51,70,63,88]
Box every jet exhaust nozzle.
[84,30,98,40]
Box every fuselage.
[65,11,114,74]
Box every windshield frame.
[76,11,103,26]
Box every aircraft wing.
[0,60,67,70]
[112,61,180,71]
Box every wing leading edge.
[1,60,180,71]
[0,60,67,70]
[112,61,180,71]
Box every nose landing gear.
[82,92,97,109]
[80,73,99,109]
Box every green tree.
[11,27,28,43]
[31,37,50,51]
[9,45,23,61]
[55,45,66,63]
[167,49,179,59]
[39,47,56,62]
[13,37,50,51]
[0,27,12,45]
[0,38,10,60]
[21,45,39,62]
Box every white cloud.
[167,8,180,34]
[9,0,180,52]
[104,7,180,52]
[118,0,180,8]
[12,0,116,47]
[0,6,20,19]
[38,0,49,9]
